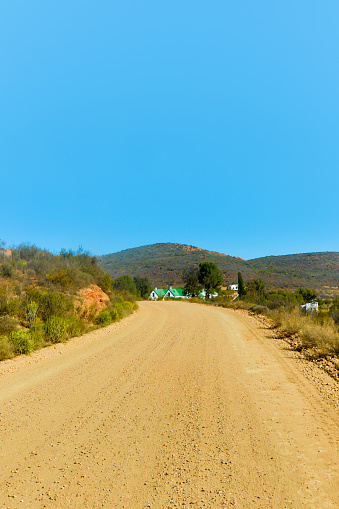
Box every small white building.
[228,284,238,291]
[149,288,167,300]
[301,301,318,313]
[199,289,218,299]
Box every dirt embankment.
[0,301,338,508]
[74,284,110,317]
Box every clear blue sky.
[1,1,338,260]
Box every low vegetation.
[0,242,138,361]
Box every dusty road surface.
[0,301,338,508]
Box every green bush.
[86,303,99,322]
[95,310,112,326]
[0,292,20,316]
[249,304,269,315]
[112,301,131,318]
[25,300,38,327]
[29,318,46,349]
[109,308,119,321]
[44,316,68,343]
[24,290,73,321]
[8,329,34,355]
[226,299,251,310]
[65,316,87,337]
[266,291,303,310]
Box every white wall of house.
[200,290,218,299]
[228,284,238,291]
[301,301,318,312]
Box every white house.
[149,288,167,300]
[163,287,188,299]
[228,284,238,291]
[301,301,318,313]
[199,289,218,299]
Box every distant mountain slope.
[248,252,339,295]
[100,243,339,296]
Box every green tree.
[182,266,202,297]
[198,262,223,298]
[97,273,112,293]
[297,288,317,303]
[113,275,137,295]
[238,272,246,299]
[246,279,266,303]
[133,276,152,299]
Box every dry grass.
[300,321,339,356]
[270,308,306,336]
[270,307,339,358]
[0,337,14,361]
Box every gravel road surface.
[0,301,338,508]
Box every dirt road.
[0,301,338,508]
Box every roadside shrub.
[24,290,73,321]
[8,329,34,355]
[44,316,68,343]
[30,318,46,350]
[249,304,269,315]
[226,299,251,310]
[95,310,112,326]
[25,300,38,327]
[274,308,306,337]
[0,315,20,336]
[0,337,14,361]
[65,316,87,338]
[86,303,99,322]
[0,296,20,316]
[299,320,339,355]
[109,308,119,322]
[112,301,135,318]
[266,291,303,310]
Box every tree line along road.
[0,301,338,508]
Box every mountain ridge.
[100,243,339,297]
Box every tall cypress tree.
[238,271,246,299]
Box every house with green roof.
[199,289,218,299]
[164,287,188,299]
[149,287,218,300]
[149,288,168,300]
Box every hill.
[100,243,339,296]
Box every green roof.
[153,288,167,297]
[167,288,186,297]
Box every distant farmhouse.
[228,284,238,291]
[149,287,218,300]
[164,288,188,299]
[149,287,187,300]
[149,288,168,300]
[301,301,319,312]
[199,289,218,299]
